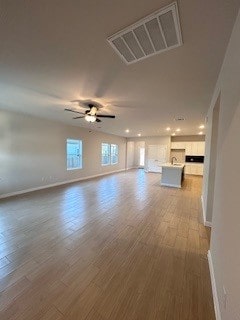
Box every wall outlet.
[223,286,227,309]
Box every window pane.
[102,143,110,165]
[111,144,118,164]
[67,139,82,170]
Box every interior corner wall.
[202,95,220,223]
[205,9,240,320]
[126,141,135,169]
[0,110,127,197]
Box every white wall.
[203,10,240,320]
[0,110,127,196]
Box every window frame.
[66,139,83,170]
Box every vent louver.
[107,2,182,64]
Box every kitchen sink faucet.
[171,157,178,165]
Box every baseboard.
[201,195,212,227]
[0,169,126,199]
[205,220,212,227]
[161,183,181,188]
[208,250,221,320]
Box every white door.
[147,145,167,173]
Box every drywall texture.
[0,110,126,196]
[206,10,240,320]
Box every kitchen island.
[161,163,185,188]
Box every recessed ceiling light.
[166,127,171,131]
[172,133,176,136]
[198,131,203,135]
[199,125,205,129]
[125,129,129,133]
[176,128,181,132]
[137,133,141,137]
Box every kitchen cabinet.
[170,140,205,173]
[185,164,203,176]
[171,142,186,149]
[185,142,192,155]
[197,142,205,155]
[182,141,205,156]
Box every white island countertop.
[161,163,185,169]
[161,163,185,188]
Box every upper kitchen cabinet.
[185,141,205,155]
[197,141,205,156]
[171,141,205,156]
[171,142,186,150]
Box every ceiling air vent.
[107,2,182,65]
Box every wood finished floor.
[0,170,215,320]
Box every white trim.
[67,167,82,171]
[205,220,212,228]
[0,169,126,199]
[161,182,181,188]
[208,250,221,320]
[201,195,212,227]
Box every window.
[111,144,118,164]
[66,139,82,170]
[101,143,111,165]
[101,143,119,165]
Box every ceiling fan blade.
[96,115,115,118]
[73,116,85,119]
[96,118,102,122]
[65,108,85,115]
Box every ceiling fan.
[65,100,116,123]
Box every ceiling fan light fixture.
[85,114,96,122]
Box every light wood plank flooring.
[0,170,215,320]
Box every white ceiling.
[0,0,239,137]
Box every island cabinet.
[161,164,185,188]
